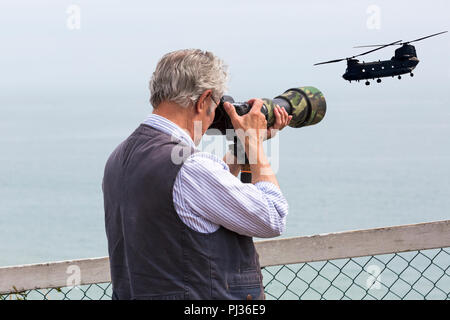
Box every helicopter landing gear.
[398,75,402,80]
[410,73,414,77]
[377,79,382,83]
[365,81,370,86]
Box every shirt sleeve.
[175,152,289,238]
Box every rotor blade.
[353,44,401,48]
[314,39,402,66]
[354,31,448,48]
[314,58,347,66]
[406,31,448,44]
[352,40,402,58]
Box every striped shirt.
[142,114,289,238]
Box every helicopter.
[314,31,448,85]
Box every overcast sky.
[0,0,448,106]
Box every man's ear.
[195,90,212,114]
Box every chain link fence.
[263,247,449,300]
[1,247,449,300]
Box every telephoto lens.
[207,86,326,135]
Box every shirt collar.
[142,113,196,148]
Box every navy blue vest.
[103,124,264,300]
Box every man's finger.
[278,106,286,125]
[223,101,239,121]
[274,106,282,128]
[248,98,264,114]
[283,108,289,125]
[282,107,288,121]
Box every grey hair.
[149,49,228,108]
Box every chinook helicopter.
[314,31,448,85]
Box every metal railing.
[1,220,449,300]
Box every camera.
[207,86,326,135]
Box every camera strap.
[231,136,252,183]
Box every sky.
[0,0,449,104]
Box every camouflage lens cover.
[263,86,326,128]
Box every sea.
[1,94,449,267]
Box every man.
[103,49,291,300]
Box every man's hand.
[223,99,280,187]
[266,105,292,140]
[223,99,267,150]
